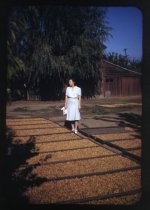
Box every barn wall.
[102,76,141,96]
[103,77,141,96]
[121,76,141,96]
[98,61,142,97]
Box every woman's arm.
[78,95,81,109]
[65,95,68,109]
[65,87,68,109]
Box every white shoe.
[74,129,78,134]
[72,128,75,132]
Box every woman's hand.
[78,104,81,110]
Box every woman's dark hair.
[69,78,76,85]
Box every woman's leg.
[71,121,75,131]
[75,121,79,131]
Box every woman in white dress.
[64,79,81,133]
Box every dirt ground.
[6,96,142,129]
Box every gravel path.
[22,169,141,204]
[6,117,142,205]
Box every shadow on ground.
[94,112,142,139]
[118,113,142,139]
[5,127,47,205]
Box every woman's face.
[69,79,75,87]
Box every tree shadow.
[93,112,142,139]
[117,113,142,139]
[5,127,48,205]
[64,120,72,129]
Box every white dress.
[66,86,81,121]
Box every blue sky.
[104,7,143,60]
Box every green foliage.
[103,52,142,73]
[7,6,112,100]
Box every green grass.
[14,107,28,112]
[82,105,108,115]
[109,105,141,113]
[92,105,108,115]
[82,104,141,116]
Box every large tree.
[7,6,112,100]
[7,6,40,99]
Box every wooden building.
[98,60,142,97]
